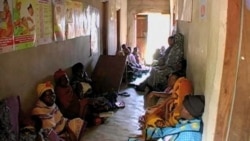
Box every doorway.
[136,15,147,64]
[136,13,171,65]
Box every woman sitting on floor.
[139,71,193,129]
[145,95,205,141]
[71,62,93,97]
[54,69,89,120]
[32,81,85,141]
[146,71,182,107]
[136,33,184,92]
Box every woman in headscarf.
[32,81,84,141]
[139,71,193,129]
[145,95,205,141]
[54,69,89,120]
[137,33,184,92]
[70,63,93,98]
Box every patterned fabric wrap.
[146,118,203,141]
[19,127,37,141]
[32,100,84,140]
[145,77,193,128]
[0,100,16,141]
[147,33,184,88]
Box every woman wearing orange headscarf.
[142,71,193,128]
[53,69,89,120]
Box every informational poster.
[0,0,14,53]
[13,0,36,50]
[83,6,91,36]
[36,0,53,45]
[73,1,84,37]
[200,0,206,19]
[53,0,65,41]
[90,7,100,55]
[65,0,75,39]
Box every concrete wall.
[0,36,95,113]
[177,0,227,140]
[103,0,127,55]
[127,0,170,47]
[0,0,125,113]
[119,0,127,45]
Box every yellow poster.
[53,0,65,41]
[65,0,75,39]
[83,6,91,36]
[0,0,14,53]
[73,1,83,37]
[13,0,36,50]
[36,0,53,45]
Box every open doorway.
[136,13,171,65]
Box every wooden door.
[227,2,250,140]
[136,15,147,61]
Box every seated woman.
[136,33,184,92]
[125,46,142,69]
[139,72,193,129]
[145,95,205,141]
[132,47,141,65]
[54,69,89,120]
[146,71,182,107]
[32,82,84,141]
[71,62,93,97]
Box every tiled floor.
[81,74,149,141]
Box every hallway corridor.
[81,87,146,141]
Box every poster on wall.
[36,0,53,45]
[83,6,91,36]
[0,0,14,53]
[53,0,65,41]
[53,0,66,41]
[73,1,84,37]
[13,0,36,50]
[90,6,100,55]
[65,0,75,39]
[200,0,206,19]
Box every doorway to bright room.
[136,13,171,65]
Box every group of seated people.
[117,44,149,82]
[128,68,205,141]
[136,33,185,92]
[128,33,205,141]
[26,62,122,141]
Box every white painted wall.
[177,0,228,140]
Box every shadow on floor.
[81,87,146,141]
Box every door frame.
[117,9,121,52]
[214,0,242,140]
[102,1,108,55]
